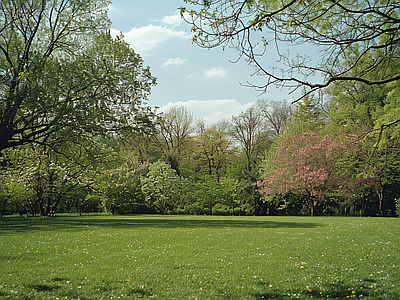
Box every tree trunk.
[377,185,384,217]
[1,197,7,217]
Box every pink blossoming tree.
[258,132,373,215]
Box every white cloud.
[204,67,228,78]
[112,24,191,55]
[161,99,253,124]
[161,12,183,27]
[162,58,189,67]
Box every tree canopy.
[0,0,156,154]
[181,0,400,93]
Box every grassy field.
[0,215,399,299]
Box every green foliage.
[0,1,156,153]
[373,82,400,149]
[211,203,231,215]
[188,176,238,214]
[285,92,327,135]
[94,151,149,215]
[185,202,208,215]
[141,161,185,213]
[181,0,400,93]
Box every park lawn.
[0,215,399,299]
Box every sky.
[108,0,302,124]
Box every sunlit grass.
[0,215,399,299]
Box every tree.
[141,161,186,213]
[97,155,150,215]
[286,91,327,134]
[231,105,269,177]
[153,106,194,176]
[258,132,368,215]
[1,141,102,216]
[194,119,232,182]
[181,0,400,92]
[325,64,400,216]
[258,99,291,137]
[230,105,271,215]
[0,1,156,155]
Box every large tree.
[181,0,400,93]
[0,0,156,154]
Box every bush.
[203,207,211,215]
[212,203,231,216]
[233,207,244,216]
[185,202,204,215]
[177,208,186,215]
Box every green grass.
[0,215,399,299]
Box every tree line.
[1,95,399,217]
[1,0,399,217]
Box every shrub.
[185,202,204,215]
[212,203,231,216]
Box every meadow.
[0,215,399,299]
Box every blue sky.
[109,0,300,123]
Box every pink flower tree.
[258,132,367,215]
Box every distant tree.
[257,100,291,137]
[194,119,232,182]
[153,106,194,176]
[2,142,104,216]
[0,1,156,155]
[231,106,269,177]
[230,105,271,215]
[287,92,327,133]
[98,156,149,215]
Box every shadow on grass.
[252,279,398,299]
[29,284,60,292]
[128,287,154,297]
[0,215,322,234]
[51,276,69,282]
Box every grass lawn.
[0,215,399,299]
